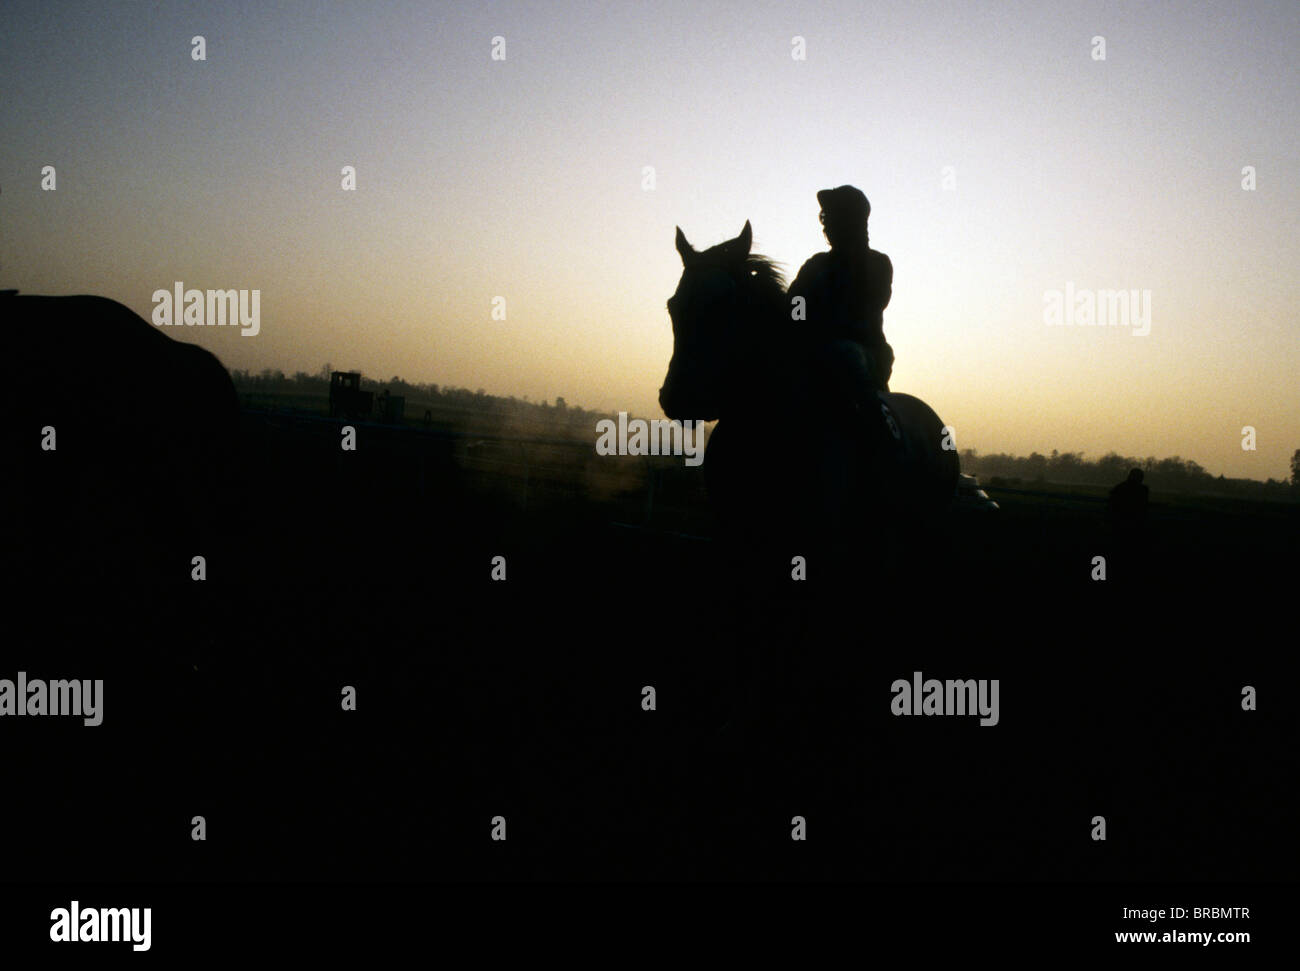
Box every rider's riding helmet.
[816,185,870,224]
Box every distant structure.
[377,387,405,424]
[329,371,373,420]
[328,371,404,423]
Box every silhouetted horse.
[2,291,244,878]
[658,225,960,850]
[659,222,958,581]
[1,291,241,588]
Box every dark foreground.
[7,409,1297,883]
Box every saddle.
[811,338,901,455]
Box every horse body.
[872,389,961,518]
[2,292,241,585]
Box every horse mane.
[737,254,789,327]
[744,253,787,293]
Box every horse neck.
[714,298,807,433]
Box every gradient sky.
[3,0,1297,479]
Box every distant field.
[237,388,330,413]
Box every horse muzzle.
[659,376,718,424]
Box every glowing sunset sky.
[3,0,1297,479]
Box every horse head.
[658,221,787,424]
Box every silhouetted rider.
[789,186,895,442]
[1108,468,1149,534]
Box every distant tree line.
[961,447,1300,501]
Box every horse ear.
[735,220,752,255]
[675,226,696,264]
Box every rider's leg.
[817,339,891,449]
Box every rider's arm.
[788,254,826,299]
[877,252,893,310]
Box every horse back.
[876,390,960,517]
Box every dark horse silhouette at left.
[659,221,958,580]
[3,291,242,880]
[1,291,241,588]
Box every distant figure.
[1108,468,1149,535]
[788,185,895,442]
